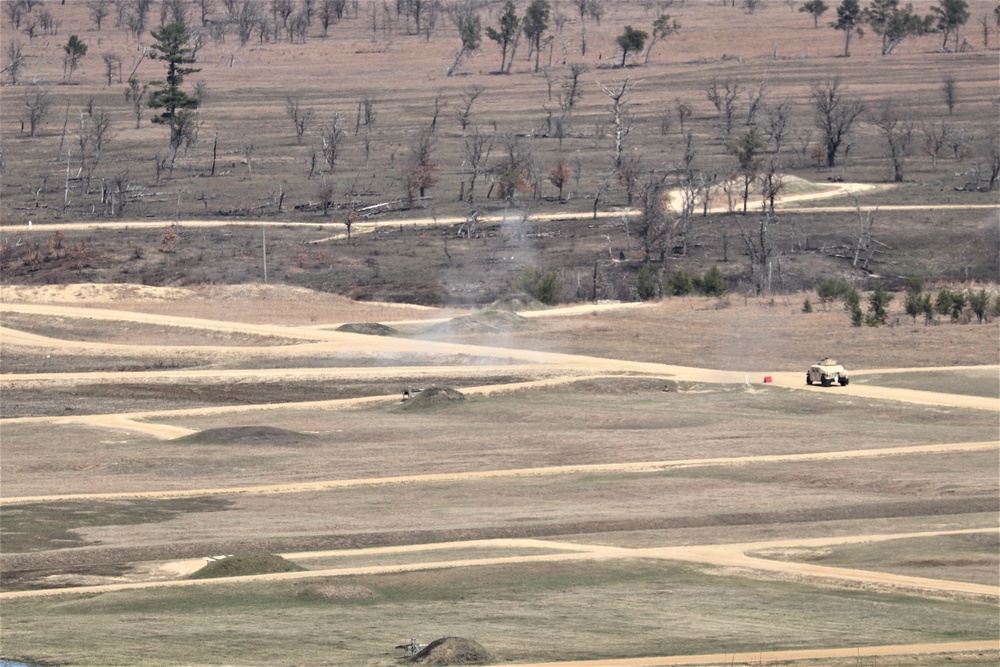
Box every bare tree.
[984,132,1000,191]
[558,63,587,127]
[758,157,784,214]
[356,94,376,164]
[675,99,692,133]
[454,85,482,134]
[922,120,949,171]
[4,41,26,85]
[745,75,769,127]
[317,176,334,215]
[941,73,957,115]
[286,96,314,144]
[597,78,639,170]
[548,156,571,200]
[462,123,494,204]
[320,112,345,169]
[849,197,880,270]
[124,78,148,128]
[492,133,534,205]
[811,77,864,168]
[195,0,216,25]
[705,76,741,137]
[735,214,776,295]
[762,97,793,154]
[573,0,601,56]
[5,1,27,29]
[23,87,51,137]
[124,0,154,39]
[869,99,913,182]
[102,53,122,85]
[233,0,263,45]
[87,0,112,29]
[405,129,439,206]
[634,169,670,262]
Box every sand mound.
[335,322,399,336]
[398,386,467,411]
[428,309,532,335]
[1,283,193,302]
[175,426,310,447]
[411,637,494,665]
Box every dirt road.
[476,641,1000,667]
[2,178,995,238]
[4,303,997,420]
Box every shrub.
[635,263,661,300]
[935,287,954,316]
[949,289,967,320]
[867,281,893,325]
[701,266,727,297]
[513,268,560,305]
[668,269,693,296]
[967,288,989,323]
[802,298,813,313]
[817,278,850,309]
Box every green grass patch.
[1,498,231,553]
[172,426,314,447]
[751,532,1000,587]
[2,559,996,666]
[852,370,999,399]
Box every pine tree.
[148,22,200,173]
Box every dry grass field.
[1,1,999,666]
[1,284,998,666]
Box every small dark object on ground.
[397,386,467,411]
[410,637,495,665]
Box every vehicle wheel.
[840,377,849,386]
[821,377,832,387]
[806,375,813,385]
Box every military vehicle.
[806,358,849,386]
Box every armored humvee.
[806,358,849,386]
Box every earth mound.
[411,637,494,665]
[175,426,310,447]
[398,386,467,411]
[188,554,307,579]
[335,322,399,336]
[428,309,532,335]
[488,294,547,311]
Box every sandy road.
[4,529,996,601]
[478,641,1000,667]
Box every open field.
[2,1,999,665]
[1,284,998,666]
